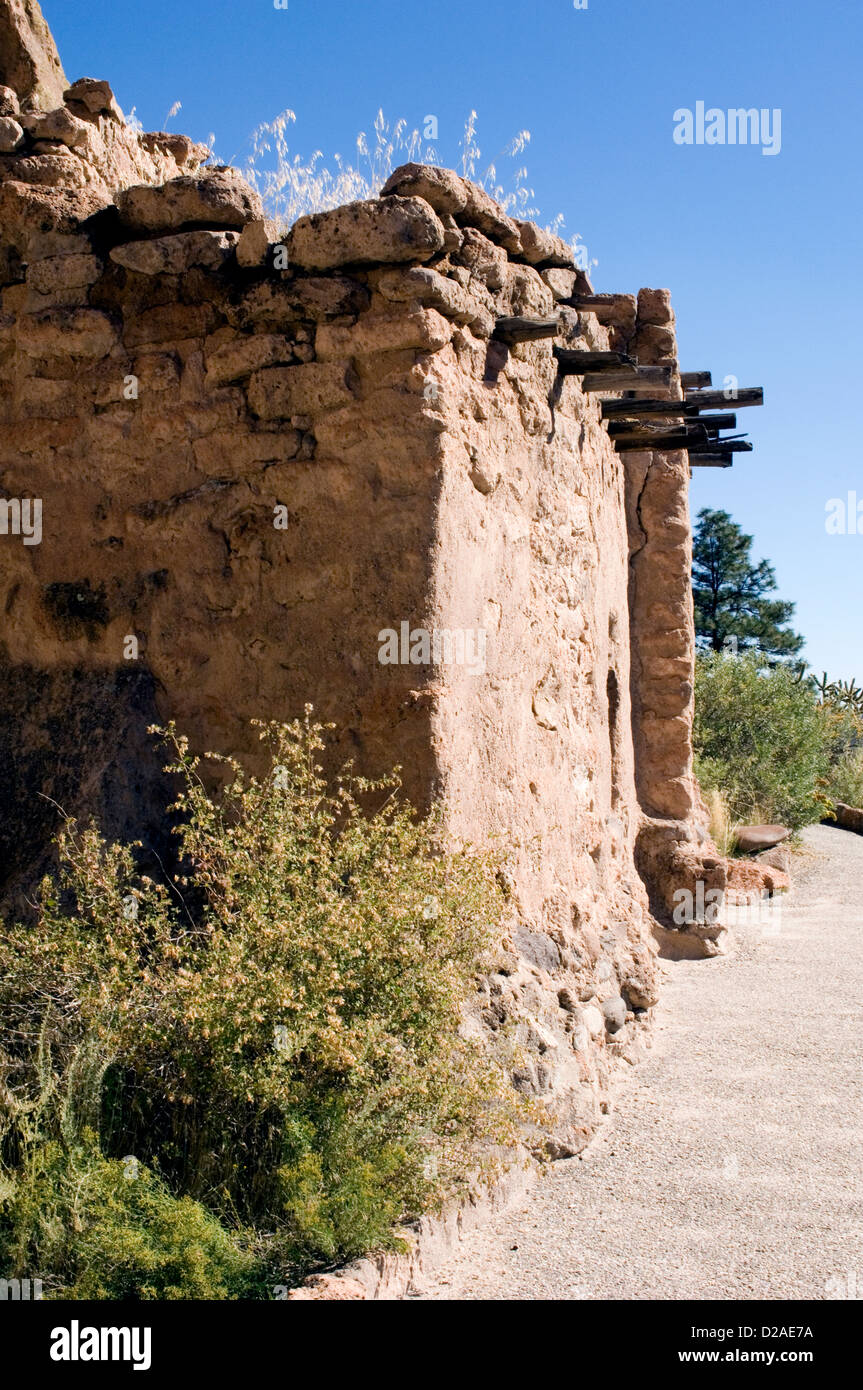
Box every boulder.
[454,227,508,290]
[115,168,263,234]
[0,83,19,116]
[459,179,522,254]
[204,333,295,388]
[109,230,238,276]
[287,195,445,270]
[27,251,101,293]
[2,149,87,187]
[735,824,790,854]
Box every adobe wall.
[0,0,729,1149]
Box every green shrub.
[0,712,519,1293]
[694,652,831,831]
[1,1140,261,1300]
[826,747,863,809]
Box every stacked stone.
[0,73,209,275]
[1,160,665,1154]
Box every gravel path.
[411,825,863,1300]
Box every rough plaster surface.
[0,4,778,1164]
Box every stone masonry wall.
[0,0,739,1151]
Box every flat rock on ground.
[411,824,863,1301]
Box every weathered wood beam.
[582,366,674,392]
[614,426,710,452]
[601,398,692,419]
[567,293,631,316]
[493,315,560,344]
[689,440,754,455]
[698,413,737,432]
[607,419,704,439]
[554,348,634,375]
[690,458,734,468]
[685,387,764,411]
[681,371,712,389]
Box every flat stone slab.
[736,824,791,853]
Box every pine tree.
[692,508,804,658]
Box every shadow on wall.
[0,659,176,916]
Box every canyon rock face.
[0,1,774,1151]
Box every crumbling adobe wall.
[0,0,737,1150]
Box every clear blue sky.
[42,0,862,680]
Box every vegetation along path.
[412,825,863,1300]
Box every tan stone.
[204,333,295,387]
[541,268,577,301]
[192,427,301,474]
[247,361,359,418]
[287,196,445,270]
[63,76,122,120]
[0,0,67,111]
[382,166,522,254]
[25,229,91,258]
[26,251,101,293]
[115,168,264,233]
[0,83,19,116]
[236,218,280,269]
[637,287,674,326]
[17,305,116,356]
[2,149,88,187]
[381,162,469,215]
[373,265,494,336]
[515,221,574,268]
[0,113,23,150]
[503,263,555,318]
[229,276,369,328]
[123,302,216,348]
[454,227,508,290]
[459,183,522,254]
[138,131,208,168]
[130,352,180,392]
[110,230,238,276]
[19,105,90,148]
[316,307,452,361]
[287,1274,367,1301]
